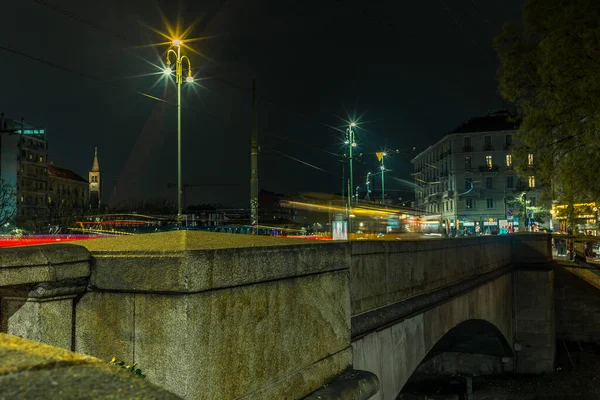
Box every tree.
[0,179,16,228]
[46,195,80,234]
[494,0,600,204]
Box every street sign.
[527,211,533,219]
[507,208,514,217]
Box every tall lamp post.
[376,152,387,205]
[163,39,194,224]
[345,122,357,207]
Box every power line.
[33,0,127,40]
[0,44,174,106]
[31,0,360,142]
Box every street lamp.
[345,123,357,208]
[164,39,193,224]
[380,152,387,205]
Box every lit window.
[485,155,492,168]
[506,154,512,167]
[528,175,535,188]
[486,199,494,208]
[528,153,534,166]
[39,156,43,162]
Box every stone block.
[0,333,180,399]
[129,271,350,399]
[0,244,90,287]
[1,296,74,349]
[75,292,135,363]
[303,369,379,400]
[88,231,349,293]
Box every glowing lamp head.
[380,166,385,171]
[185,75,194,83]
[344,140,350,145]
[350,122,356,127]
[351,142,357,147]
[163,67,172,75]
[382,152,387,156]
[172,39,182,46]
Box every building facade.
[48,165,89,209]
[411,112,544,234]
[0,116,48,227]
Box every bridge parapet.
[74,230,357,399]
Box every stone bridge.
[0,232,553,399]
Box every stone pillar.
[513,268,555,373]
[1,281,86,350]
[0,244,91,351]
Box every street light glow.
[172,39,182,46]
[382,152,387,156]
[163,67,172,75]
[350,122,356,127]
[185,75,194,83]
[351,142,357,147]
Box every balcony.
[479,165,499,172]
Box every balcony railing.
[479,165,499,172]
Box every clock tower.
[89,147,101,208]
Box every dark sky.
[0,0,524,207]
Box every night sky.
[1,0,523,207]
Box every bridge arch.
[352,274,514,400]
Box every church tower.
[89,147,101,208]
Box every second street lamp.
[346,122,357,209]
[164,39,194,224]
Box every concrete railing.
[350,234,551,317]
[0,232,551,399]
[0,231,378,400]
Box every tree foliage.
[494,0,600,204]
[0,179,16,227]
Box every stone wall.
[349,234,549,317]
[0,232,553,400]
[513,268,555,374]
[555,266,600,343]
[0,244,90,349]
[73,231,353,400]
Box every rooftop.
[448,111,519,134]
[48,165,87,183]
